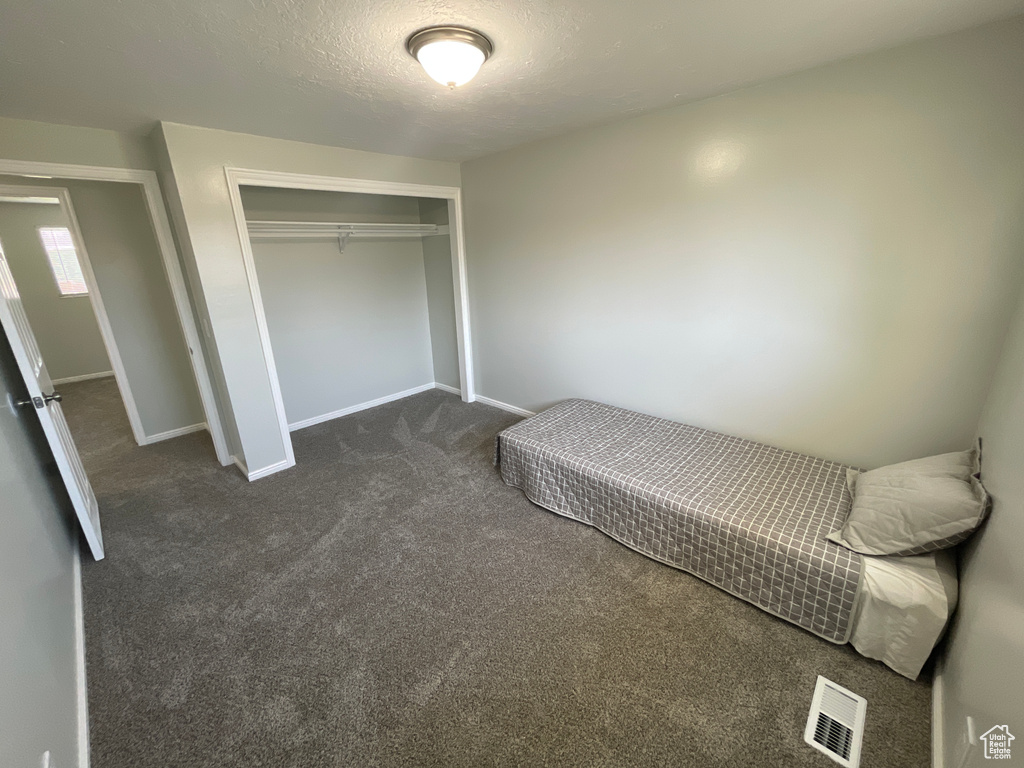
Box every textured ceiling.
[1,0,1023,161]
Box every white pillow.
[828,447,989,556]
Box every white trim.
[0,159,231,466]
[232,453,294,483]
[246,458,293,482]
[222,168,462,200]
[0,160,159,185]
[433,382,461,396]
[52,370,114,385]
[73,538,91,768]
[287,383,436,432]
[473,394,535,418]
[223,169,296,470]
[141,422,207,444]
[222,167,475,477]
[933,657,945,768]
[446,192,475,401]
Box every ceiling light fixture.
[406,26,493,89]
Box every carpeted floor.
[64,378,933,767]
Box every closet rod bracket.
[338,233,350,254]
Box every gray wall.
[0,175,206,438]
[0,201,112,380]
[461,17,1024,469]
[242,187,437,426]
[150,127,242,461]
[241,186,423,224]
[251,238,434,426]
[0,329,82,768]
[939,284,1024,766]
[0,114,157,170]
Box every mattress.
[496,399,863,644]
[850,549,957,679]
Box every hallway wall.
[0,201,112,381]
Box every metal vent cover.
[804,676,867,767]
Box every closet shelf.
[246,220,449,240]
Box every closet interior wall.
[239,186,460,433]
[418,197,460,392]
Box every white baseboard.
[231,455,248,478]
[232,454,295,482]
[73,539,91,768]
[433,382,462,396]
[246,458,294,482]
[472,394,536,418]
[933,657,945,768]
[287,383,437,432]
[52,371,114,386]
[141,422,207,444]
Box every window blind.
[38,226,88,295]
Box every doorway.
[0,184,149,448]
[0,160,229,464]
[0,169,234,555]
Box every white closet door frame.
[223,167,476,467]
[0,158,231,465]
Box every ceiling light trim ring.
[406,26,493,62]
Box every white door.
[0,238,104,560]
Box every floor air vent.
[803,676,867,768]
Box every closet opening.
[225,170,473,472]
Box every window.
[38,227,88,296]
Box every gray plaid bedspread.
[496,399,862,643]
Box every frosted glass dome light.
[407,27,493,89]
[416,40,485,87]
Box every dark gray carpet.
[64,378,932,767]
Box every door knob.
[15,392,63,408]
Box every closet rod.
[245,220,450,253]
[246,220,448,239]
